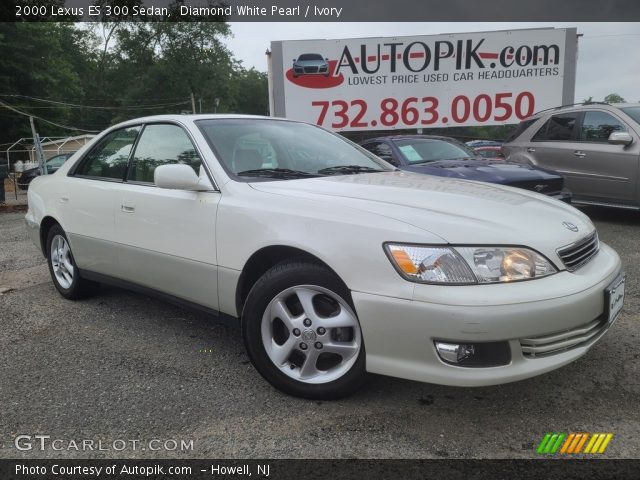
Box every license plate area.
[605,273,625,324]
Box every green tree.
[229,68,269,115]
[0,23,90,143]
[604,93,625,103]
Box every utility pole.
[29,116,47,175]
[198,97,202,113]
[190,93,196,114]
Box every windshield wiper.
[236,168,321,179]
[317,165,383,175]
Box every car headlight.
[385,243,557,284]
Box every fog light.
[435,342,475,364]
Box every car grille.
[509,178,563,194]
[304,66,319,73]
[520,316,608,358]
[557,231,599,271]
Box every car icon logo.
[534,184,546,192]
[292,53,331,78]
[562,221,579,232]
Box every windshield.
[394,138,475,164]
[196,119,390,180]
[298,54,323,61]
[46,153,71,168]
[621,106,640,125]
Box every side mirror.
[608,131,633,146]
[154,164,212,191]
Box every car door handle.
[573,151,586,158]
[121,203,135,213]
[527,147,536,153]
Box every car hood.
[249,171,593,251]
[399,158,561,184]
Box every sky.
[224,22,640,103]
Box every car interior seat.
[232,149,263,172]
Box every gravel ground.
[0,207,638,459]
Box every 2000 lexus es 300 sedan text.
[26,115,625,399]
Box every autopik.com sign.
[269,28,577,130]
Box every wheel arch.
[235,245,348,318]
[39,216,61,255]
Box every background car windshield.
[395,139,474,163]
[621,106,640,125]
[196,119,389,178]
[46,154,70,168]
[298,54,323,61]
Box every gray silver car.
[503,103,640,210]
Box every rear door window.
[532,113,579,142]
[505,118,539,142]
[74,126,141,180]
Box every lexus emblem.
[534,184,546,192]
[562,221,579,232]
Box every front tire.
[242,261,366,399]
[46,224,98,299]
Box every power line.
[0,94,191,110]
[0,99,101,133]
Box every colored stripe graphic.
[538,433,613,455]
[537,433,565,454]
[584,433,614,454]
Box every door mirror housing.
[154,164,212,191]
[608,131,633,146]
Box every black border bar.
[1,459,640,480]
[4,0,640,22]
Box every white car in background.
[25,115,624,399]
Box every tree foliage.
[603,93,625,104]
[0,21,269,146]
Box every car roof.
[530,102,640,119]
[105,114,299,132]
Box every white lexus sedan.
[26,115,625,399]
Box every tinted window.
[362,142,392,158]
[505,118,539,142]
[127,124,201,184]
[394,139,474,163]
[298,54,323,61]
[46,154,71,168]
[580,111,627,143]
[75,126,140,180]
[621,106,640,125]
[533,113,578,141]
[475,148,505,159]
[531,119,550,141]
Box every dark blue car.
[360,135,571,202]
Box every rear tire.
[242,260,366,400]
[46,224,99,299]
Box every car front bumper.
[353,242,622,386]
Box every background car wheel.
[242,260,366,400]
[46,224,98,299]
